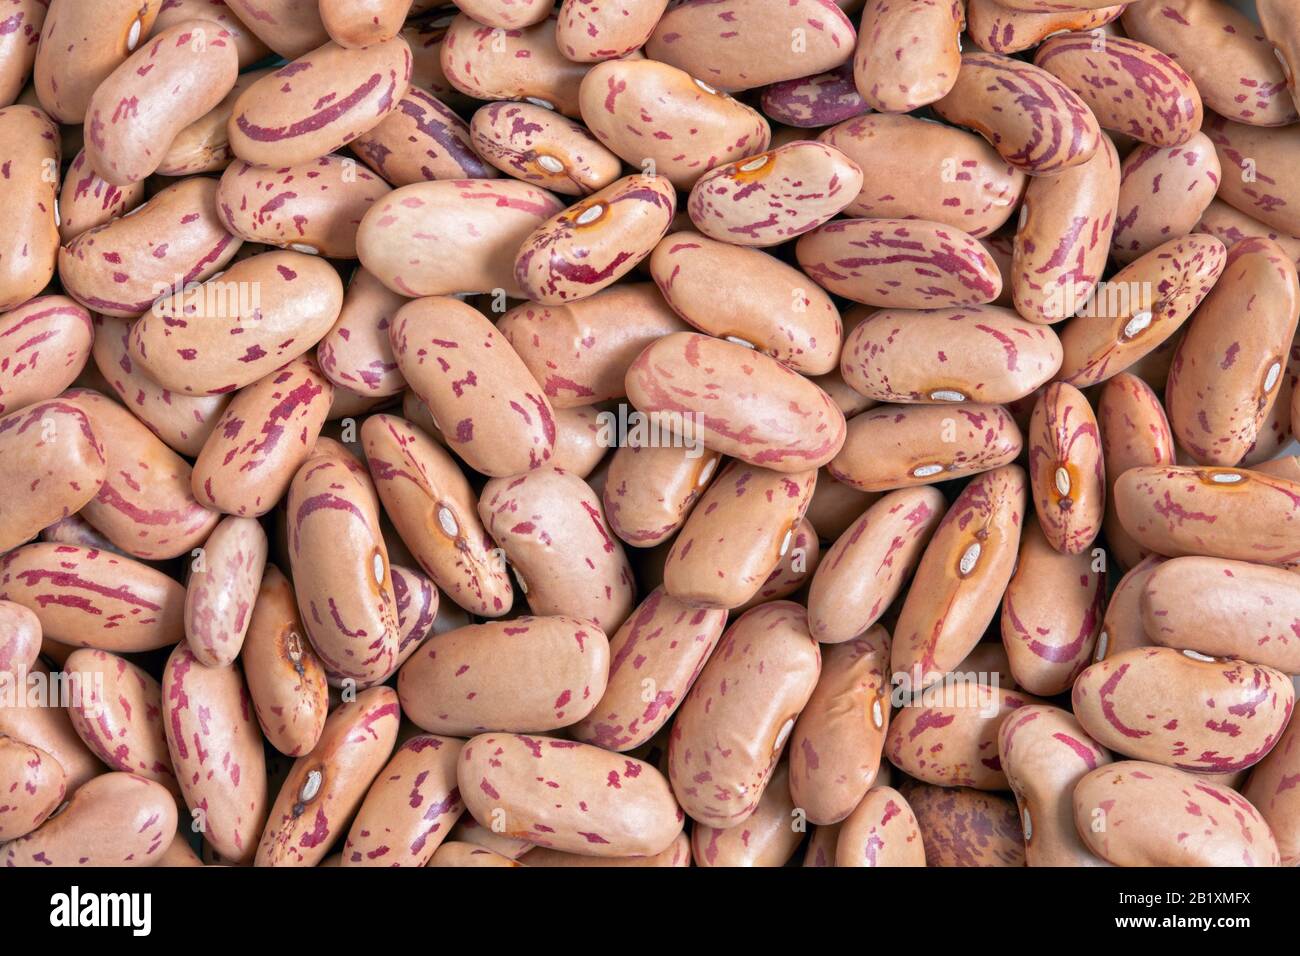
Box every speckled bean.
[468,100,616,196]
[691,760,801,867]
[0,106,59,311]
[1203,115,1300,238]
[0,296,92,417]
[0,0,46,108]
[0,734,65,841]
[967,0,1125,56]
[556,0,668,62]
[57,149,146,242]
[1112,134,1221,264]
[1243,711,1300,865]
[834,784,926,867]
[441,14,586,116]
[1027,382,1104,554]
[353,85,498,187]
[852,0,961,113]
[183,516,266,666]
[319,0,411,49]
[902,781,1025,867]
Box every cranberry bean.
[354,86,498,187]
[853,0,961,112]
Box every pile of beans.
[1,0,1299,870]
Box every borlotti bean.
[5,0,1300,873]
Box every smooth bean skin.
[514,174,676,305]
[840,305,1063,405]
[0,296,93,416]
[459,732,683,857]
[789,627,891,825]
[651,233,841,374]
[901,782,1025,867]
[1,771,177,867]
[341,734,463,868]
[578,58,771,189]
[353,85,497,187]
[361,414,513,617]
[1012,136,1120,324]
[1166,237,1300,466]
[428,841,524,867]
[0,734,65,841]
[0,599,40,679]
[184,516,266,667]
[388,564,438,671]
[161,642,267,863]
[287,451,401,685]
[1258,0,1300,115]
[830,403,1022,492]
[0,543,184,652]
[63,648,178,795]
[853,0,960,112]
[761,65,869,129]
[1001,521,1106,696]
[1034,33,1202,148]
[62,389,219,560]
[1243,711,1300,865]
[0,106,58,311]
[932,52,1101,175]
[835,785,926,867]
[499,284,688,410]
[663,462,816,610]
[240,565,328,757]
[0,661,104,794]
[216,155,392,258]
[1074,760,1280,866]
[256,686,400,867]
[57,149,146,242]
[479,468,635,634]
[556,0,667,62]
[603,444,722,549]
[398,615,609,736]
[570,587,726,753]
[686,142,862,248]
[1073,646,1294,773]
[1097,374,1175,570]
[819,113,1024,238]
[222,0,326,58]
[1057,234,1227,387]
[736,515,820,610]
[692,761,801,867]
[1141,557,1300,673]
[229,37,412,168]
[392,296,556,477]
[1204,116,1300,238]
[317,268,405,397]
[1027,382,1104,554]
[58,177,241,318]
[667,601,821,828]
[967,1,1125,55]
[0,0,46,108]
[1094,555,1163,664]
[320,0,411,48]
[359,179,563,297]
[1122,0,1296,127]
[998,705,1111,867]
[84,19,239,186]
[441,14,588,117]
[0,401,106,554]
[468,100,616,196]
[1112,134,1221,265]
[523,831,691,867]
[891,466,1026,686]
[625,332,847,472]
[152,0,271,68]
[798,218,1001,308]
[806,486,945,644]
[646,0,853,92]
[1114,465,1300,566]
[33,0,161,123]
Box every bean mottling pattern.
[902,781,1026,867]
[760,64,869,128]
[353,85,498,186]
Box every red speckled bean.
[222,0,326,58]
[1243,710,1300,865]
[191,355,334,517]
[646,0,855,92]
[797,218,1002,308]
[0,296,92,416]
[1073,645,1294,772]
[0,734,65,841]
[761,64,869,128]
[1,771,177,867]
[901,781,1025,867]
[441,13,587,117]
[789,626,891,824]
[522,830,691,867]
[57,149,146,242]
[932,51,1102,175]
[1074,760,1280,866]
[353,85,498,187]
[1200,199,1300,271]
[0,106,59,311]
[0,599,40,679]
[578,58,771,189]
[667,601,821,828]
[1097,373,1175,570]
[161,641,267,862]
[852,0,962,113]
[686,141,862,247]
[256,686,399,867]
[217,155,392,258]
[152,0,271,69]
[341,733,464,867]
[459,731,683,856]
[398,615,608,735]
[1203,115,1300,238]
[0,0,46,108]
[967,0,1125,56]
[1112,133,1221,265]
[478,467,635,633]
[58,177,242,318]
[319,0,411,49]
[64,647,179,795]
[556,0,668,62]
[1027,382,1104,554]
[317,268,406,398]
[835,785,927,867]
[184,515,266,666]
[650,232,842,374]
[1123,0,1296,127]
[84,19,238,186]
[602,443,721,549]
[515,174,676,305]
[998,704,1112,867]
[691,760,802,867]
[240,564,328,757]
[469,100,618,196]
